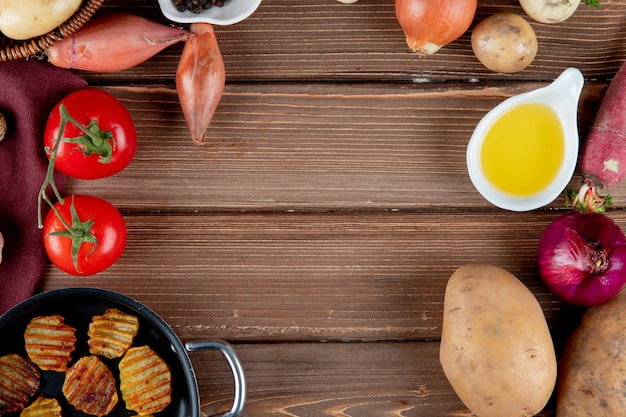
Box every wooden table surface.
[39,0,626,415]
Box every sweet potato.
[557,290,626,416]
[570,60,626,211]
[440,264,557,417]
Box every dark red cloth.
[0,59,87,315]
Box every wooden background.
[39,0,626,415]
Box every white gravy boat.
[466,67,584,211]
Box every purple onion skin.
[537,211,626,306]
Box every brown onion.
[395,0,477,56]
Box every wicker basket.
[0,0,104,61]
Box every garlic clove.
[337,0,359,3]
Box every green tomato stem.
[46,195,98,273]
[38,109,68,229]
[38,103,114,273]
[38,104,114,230]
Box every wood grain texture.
[79,0,626,83]
[62,81,620,211]
[41,210,588,347]
[192,342,558,417]
[34,0,626,415]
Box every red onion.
[537,211,626,306]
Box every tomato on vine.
[42,194,126,276]
[38,88,133,275]
[44,88,136,180]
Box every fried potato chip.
[0,354,40,415]
[88,308,139,359]
[20,396,62,417]
[119,346,172,415]
[24,314,76,372]
[63,355,118,417]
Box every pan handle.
[185,340,246,417]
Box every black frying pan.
[0,287,245,417]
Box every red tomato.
[43,194,127,276]
[44,88,137,180]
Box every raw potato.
[440,264,557,417]
[520,0,581,24]
[471,12,538,74]
[557,290,626,416]
[0,0,82,40]
[0,111,7,142]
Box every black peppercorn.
[171,0,230,14]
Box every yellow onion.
[395,0,477,56]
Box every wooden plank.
[41,210,591,347]
[187,341,556,417]
[61,81,619,211]
[78,0,626,84]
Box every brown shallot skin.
[176,23,225,145]
[47,13,191,73]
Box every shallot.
[567,59,626,212]
[47,13,191,72]
[537,211,626,306]
[176,23,225,145]
[0,231,3,265]
[395,0,477,56]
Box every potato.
[471,12,538,74]
[440,264,557,417]
[557,290,626,416]
[0,0,82,40]
[520,0,581,24]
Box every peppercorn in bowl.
[157,0,262,25]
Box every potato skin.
[0,0,82,40]
[440,264,557,417]
[471,12,538,74]
[519,0,581,24]
[557,290,626,416]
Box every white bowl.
[157,0,262,25]
[466,68,584,212]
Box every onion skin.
[176,23,225,145]
[47,13,191,72]
[395,0,477,56]
[537,211,626,306]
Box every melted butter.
[480,103,565,197]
